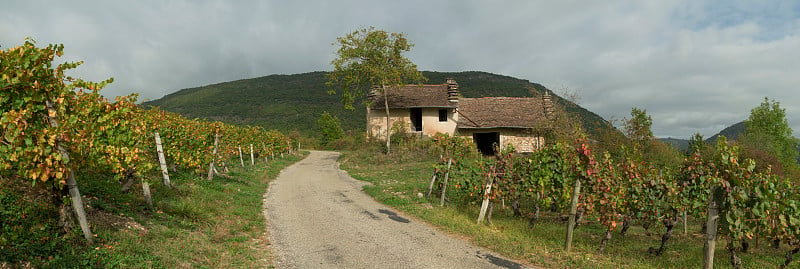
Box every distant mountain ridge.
[658,121,745,152]
[142,71,610,138]
[707,121,745,142]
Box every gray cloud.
[2,0,799,138]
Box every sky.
[3,0,799,139]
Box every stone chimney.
[446,78,459,104]
[543,91,555,120]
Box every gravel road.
[264,151,528,269]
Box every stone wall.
[501,135,544,153]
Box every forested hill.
[142,71,609,137]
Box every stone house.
[367,78,554,155]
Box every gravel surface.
[264,151,529,269]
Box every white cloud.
[2,0,799,138]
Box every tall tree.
[317,111,344,147]
[621,107,681,167]
[326,27,425,153]
[740,97,800,174]
[688,132,705,154]
[623,107,654,143]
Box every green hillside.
[142,71,609,138]
[707,121,745,143]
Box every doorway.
[409,108,422,132]
[473,132,499,156]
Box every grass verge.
[1,151,307,268]
[339,147,787,268]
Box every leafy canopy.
[317,111,344,145]
[740,97,799,173]
[623,107,653,143]
[326,27,425,110]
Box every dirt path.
[264,151,528,269]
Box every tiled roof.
[457,97,546,129]
[369,84,456,109]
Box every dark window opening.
[438,109,448,122]
[410,108,422,132]
[473,132,499,156]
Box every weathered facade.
[367,79,553,154]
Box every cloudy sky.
[3,0,799,138]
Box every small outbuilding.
[367,78,554,155]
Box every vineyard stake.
[142,181,154,211]
[565,177,582,252]
[426,155,442,198]
[703,186,721,269]
[425,172,437,198]
[684,210,688,236]
[45,101,94,243]
[207,132,220,180]
[239,146,245,167]
[477,167,495,225]
[154,132,171,187]
[439,158,452,206]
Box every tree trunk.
[651,214,677,256]
[741,239,749,253]
[121,168,136,193]
[565,178,582,252]
[704,186,721,269]
[250,144,255,166]
[575,208,584,229]
[383,85,391,154]
[781,245,800,269]
[512,198,522,217]
[598,228,613,254]
[529,202,541,228]
[728,238,743,269]
[621,215,632,236]
[45,101,93,243]
[154,132,171,187]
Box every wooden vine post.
[425,173,437,198]
[154,132,171,187]
[250,144,255,166]
[238,146,245,167]
[45,101,94,243]
[684,210,688,236]
[142,181,154,211]
[704,186,721,269]
[565,177,582,252]
[207,132,220,180]
[477,167,495,225]
[439,158,453,207]
[425,155,442,198]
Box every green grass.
[339,146,790,268]
[1,151,307,268]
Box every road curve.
[264,151,527,269]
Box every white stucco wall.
[367,107,457,138]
